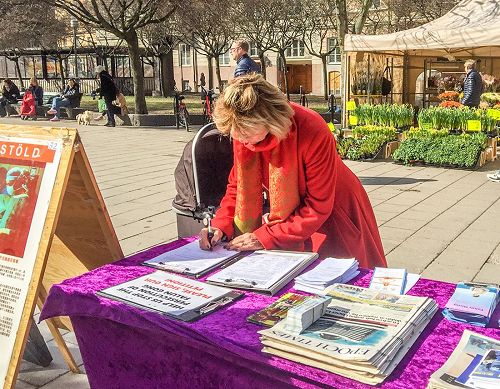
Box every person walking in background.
[28,77,43,107]
[47,79,80,122]
[231,40,261,78]
[94,65,117,127]
[0,79,21,117]
[461,59,483,107]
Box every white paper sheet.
[207,251,312,290]
[144,241,239,275]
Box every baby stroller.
[20,91,36,120]
[172,123,233,238]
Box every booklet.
[207,250,318,295]
[369,267,407,295]
[247,292,309,327]
[143,241,240,278]
[97,271,244,322]
[294,257,359,293]
[443,282,499,327]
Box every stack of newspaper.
[294,258,359,293]
[259,284,438,385]
[428,330,500,389]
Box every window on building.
[179,44,192,66]
[115,56,131,77]
[46,58,59,78]
[329,71,341,96]
[328,38,341,64]
[249,42,258,57]
[219,49,231,66]
[286,40,305,57]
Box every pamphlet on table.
[428,330,500,389]
[143,241,240,278]
[369,267,407,294]
[293,257,359,293]
[207,250,318,295]
[247,293,309,327]
[259,284,438,385]
[97,271,243,322]
[443,282,499,327]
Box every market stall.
[339,0,500,167]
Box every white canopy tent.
[344,0,500,56]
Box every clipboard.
[96,271,245,322]
[97,289,244,322]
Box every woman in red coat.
[199,74,386,269]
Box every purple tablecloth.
[41,238,500,389]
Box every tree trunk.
[160,51,175,97]
[258,50,267,79]
[13,58,25,90]
[207,55,214,90]
[125,31,148,114]
[280,51,290,100]
[321,55,328,100]
[214,56,223,91]
[57,55,66,90]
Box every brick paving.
[1,117,497,388]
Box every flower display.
[438,91,460,101]
[439,100,462,108]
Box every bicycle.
[200,85,215,124]
[173,88,189,131]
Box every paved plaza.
[3,117,498,388]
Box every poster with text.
[0,137,63,388]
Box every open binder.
[207,250,319,296]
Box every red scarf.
[233,130,300,235]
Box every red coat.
[212,103,387,269]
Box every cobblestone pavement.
[2,117,497,388]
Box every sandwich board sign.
[0,125,123,389]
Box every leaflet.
[369,267,407,295]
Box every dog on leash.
[76,111,93,125]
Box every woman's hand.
[199,227,224,250]
[225,233,264,252]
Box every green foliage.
[393,130,487,168]
[417,106,499,133]
[337,125,397,160]
[355,104,414,128]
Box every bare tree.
[302,0,339,99]
[79,26,124,72]
[177,0,235,91]
[139,21,178,96]
[235,0,280,79]
[267,0,305,99]
[46,0,179,114]
[0,2,64,89]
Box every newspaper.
[260,284,438,384]
[428,330,500,389]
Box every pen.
[207,217,214,251]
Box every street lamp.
[70,17,79,78]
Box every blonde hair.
[464,59,476,70]
[30,77,38,86]
[213,74,294,141]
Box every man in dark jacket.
[95,65,118,127]
[230,40,261,78]
[461,59,483,107]
[0,79,21,117]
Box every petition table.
[40,238,500,389]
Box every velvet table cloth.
[40,238,500,389]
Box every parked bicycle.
[200,85,215,124]
[173,88,189,131]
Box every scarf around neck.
[233,129,300,235]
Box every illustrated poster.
[0,137,63,387]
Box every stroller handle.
[191,122,216,208]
